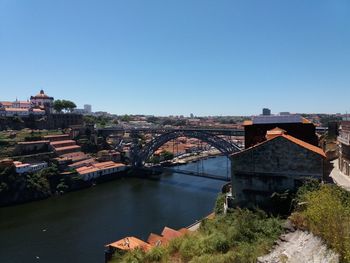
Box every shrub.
[145,246,168,262]
[214,193,226,215]
[291,184,350,262]
[117,197,283,263]
[119,248,145,263]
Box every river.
[0,156,231,263]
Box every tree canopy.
[53,100,77,113]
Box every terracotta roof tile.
[282,134,326,158]
[147,233,168,246]
[4,108,28,112]
[50,140,76,146]
[17,140,49,145]
[106,236,152,251]
[161,227,183,241]
[232,134,326,158]
[243,120,253,126]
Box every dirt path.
[258,230,339,263]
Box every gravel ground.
[258,230,339,263]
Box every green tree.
[53,100,64,113]
[62,100,77,112]
[120,114,131,122]
[53,99,77,113]
[161,151,174,161]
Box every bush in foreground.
[291,183,350,262]
[111,207,282,263]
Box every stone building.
[338,121,350,176]
[231,128,326,209]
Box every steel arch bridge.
[131,129,242,167]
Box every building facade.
[262,108,271,116]
[13,161,48,174]
[84,104,92,114]
[76,161,127,181]
[0,100,32,109]
[231,130,325,209]
[338,121,350,176]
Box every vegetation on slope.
[111,197,283,263]
[0,129,63,158]
[112,181,350,263]
[0,164,78,206]
[291,182,350,262]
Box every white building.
[84,104,92,114]
[14,161,48,174]
[76,161,127,181]
[73,108,86,114]
[0,100,32,109]
[0,107,45,117]
[0,108,29,117]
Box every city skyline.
[1,0,350,115]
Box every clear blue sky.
[0,0,349,116]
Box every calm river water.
[0,156,231,263]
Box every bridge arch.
[132,130,241,167]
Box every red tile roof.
[147,233,167,246]
[266,127,287,140]
[243,120,253,126]
[282,134,326,158]
[106,236,152,251]
[50,140,76,146]
[161,227,183,241]
[232,134,326,158]
[44,134,69,139]
[76,166,99,175]
[54,145,81,152]
[3,108,28,112]
[17,140,49,145]
[68,158,96,168]
[0,101,13,106]
[178,228,190,234]
[76,161,126,175]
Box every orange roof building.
[105,236,152,252]
[230,128,326,209]
[76,161,127,181]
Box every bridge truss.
[129,129,242,167]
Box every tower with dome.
[30,90,54,113]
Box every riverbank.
[109,204,283,263]
[0,149,221,207]
[158,149,222,166]
[0,156,227,263]
[114,180,349,263]
[0,164,131,207]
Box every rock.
[282,220,295,233]
[259,230,339,263]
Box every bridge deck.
[146,167,231,182]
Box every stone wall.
[14,141,50,155]
[231,136,324,208]
[0,114,83,131]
